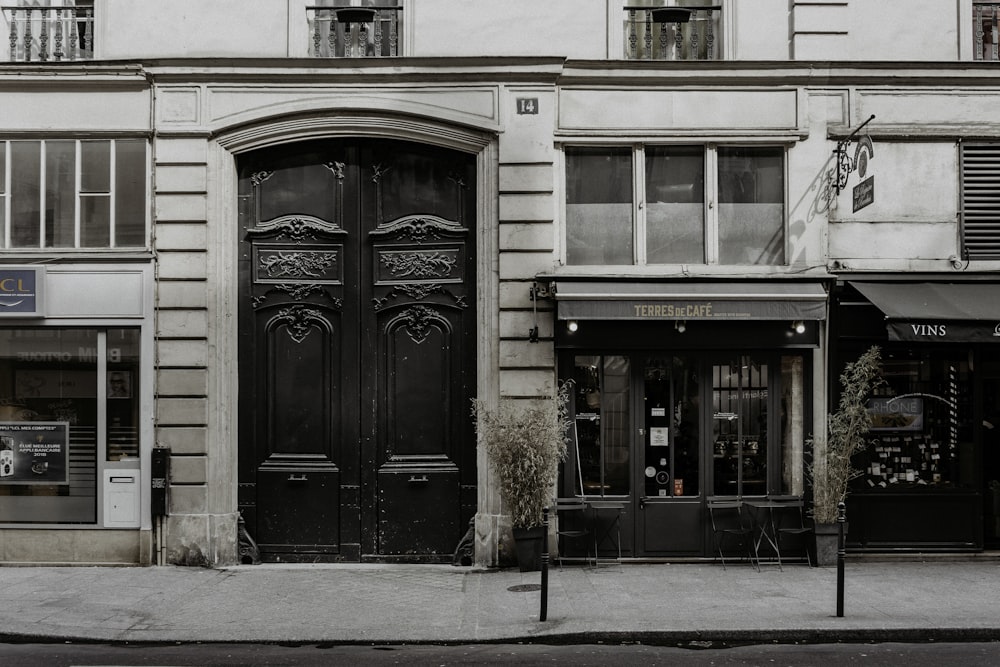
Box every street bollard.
[836,501,846,617]
[540,506,549,622]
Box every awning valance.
[850,281,1000,343]
[554,281,828,321]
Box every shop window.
[960,142,1000,260]
[712,356,769,497]
[572,355,631,496]
[850,349,975,492]
[0,328,140,525]
[565,144,785,266]
[2,139,147,250]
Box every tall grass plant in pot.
[809,345,883,565]
[474,382,572,571]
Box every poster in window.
[867,397,924,431]
[650,427,669,447]
[108,371,132,399]
[0,422,70,485]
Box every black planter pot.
[511,525,545,572]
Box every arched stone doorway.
[233,134,481,562]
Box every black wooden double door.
[237,138,477,562]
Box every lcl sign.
[0,268,44,317]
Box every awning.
[554,281,828,321]
[850,282,1000,343]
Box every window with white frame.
[564,144,785,266]
[0,139,147,249]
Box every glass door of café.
[569,354,704,558]
[566,351,803,558]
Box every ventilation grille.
[962,143,1000,260]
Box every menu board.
[0,422,70,485]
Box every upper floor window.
[623,2,721,60]
[0,139,147,250]
[564,144,785,266]
[975,2,999,61]
[307,0,401,57]
[4,0,93,62]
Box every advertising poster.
[0,422,70,485]
[867,397,924,431]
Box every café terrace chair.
[707,496,758,571]
[771,495,814,567]
[552,496,592,567]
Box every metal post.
[836,501,846,617]
[540,506,549,622]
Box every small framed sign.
[0,267,44,318]
[516,97,539,115]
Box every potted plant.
[808,345,883,566]
[474,381,572,571]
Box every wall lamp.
[792,320,806,334]
[675,320,686,333]
[567,320,579,333]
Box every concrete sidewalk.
[0,560,998,645]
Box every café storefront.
[832,278,1000,551]
[550,279,827,559]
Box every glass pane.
[712,356,768,497]
[45,140,76,248]
[566,147,633,265]
[81,195,111,247]
[646,145,704,263]
[107,329,141,462]
[780,355,805,496]
[0,141,6,193]
[718,147,785,265]
[851,349,974,490]
[644,356,699,498]
[10,141,41,248]
[258,152,339,222]
[0,329,99,524]
[573,355,631,496]
[114,140,147,247]
[80,140,111,193]
[375,141,472,223]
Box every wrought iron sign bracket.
[528,281,552,343]
[834,114,876,195]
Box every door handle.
[287,474,308,482]
[639,497,646,510]
[408,475,429,484]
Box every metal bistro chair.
[707,497,758,571]
[552,497,592,567]
[771,495,814,567]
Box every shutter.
[961,143,1000,260]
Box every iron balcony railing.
[307,5,401,58]
[974,2,999,61]
[624,5,721,60]
[4,4,94,62]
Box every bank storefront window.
[0,328,140,524]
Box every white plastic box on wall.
[103,469,141,528]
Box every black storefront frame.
[831,280,1000,552]
[554,318,816,559]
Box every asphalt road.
[1,641,999,666]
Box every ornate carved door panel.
[238,139,476,562]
